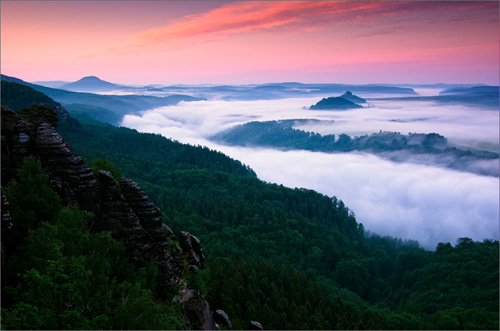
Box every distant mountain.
[339,91,366,103]
[437,86,499,109]
[372,85,499,109]
[439,85,498,96]
[309,96,364,110]
[1,74,204,124]
[33,80,70,88]
[61,76,122,92]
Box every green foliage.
[207,258,425,330]
[4,156,62,240]
[393,239,499,320]
[214,120,498,174]
[58,120,256,178]
[309,96,364,110]
[1,106,18,134]
[1,157,183,330]
[64,103,121,125]
[0,81,60,114]
[1,106,22,162]
[185,267,210,297]
[91,158,122,183]
[18,104,59,128]
[53,120,500,329]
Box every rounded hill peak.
[79,76,103,81]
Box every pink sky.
[1,1,498,85]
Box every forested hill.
[1,74,204,125]
[1,86,499,329]
[309,96,364,110]
[57,118,498,330]
[1,81,70,119]
[213,119,499,177]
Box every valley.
[1,75,498,330]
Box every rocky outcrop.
[173,286,216,330]
[179,231,205,271]
[50,101,70,120]
[120,177,175,240]
[339,91,366,104]
[214,309,233,330]
[94,170,184,289]
[249,320,264,330]
[1,119,216,328]
[35,123,100,212]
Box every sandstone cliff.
[1,120,217,329]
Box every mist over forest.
[2,74,498,330]
[2,0,499,328]
[3,74,498,249]
[121,89,499,250]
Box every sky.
[1,0,499,85]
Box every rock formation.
[250,320,264,330]
[214,309,233,330]
[339,91,367,104]
[309,94,364,110]
[1,119,216,328]
[94,170,184,289]
[35,123,100,212]
[179,231,205,271]
[173,286,216,330]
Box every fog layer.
[121,95,499,249]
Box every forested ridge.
[56,119,498,329]
[1,87,498,329]
[213,120,499,177]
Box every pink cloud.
[132,1,383,43]
[2,1,497,85]
[132,1,497,43]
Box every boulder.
[249,320,264,330]
[173,287,216,330]
[214,309,232,330]
[179,231,205,270]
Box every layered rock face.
[1,120,217,328]
[35,123,101,212]
[3,121,185,289]
[94,170,184,289]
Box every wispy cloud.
[109,1,429,53]
[101,0,498,57]
[132,1,379,44]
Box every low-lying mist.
[214,147,499,250]
[121,95,499,249]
